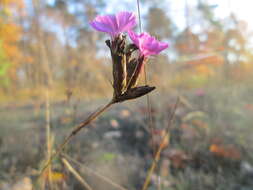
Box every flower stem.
[141,144,163,190]
[38,100,114,178]
[141,98,179,190]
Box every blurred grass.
[0,82,253,189]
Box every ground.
[0,85,253,190]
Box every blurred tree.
[175,29,200,56]
[43,0,110,96]
[145,5,174,90]
[0,0,24,90]
[0,40,10,87]
[146,7,173,40]
[196,1,253,81]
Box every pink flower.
[89,11,136,38]
[128,30,169,57]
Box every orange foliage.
[180,55,224,77]
[0,22,22,58]
[186,55,224,66]
[43,170,66,183]
[209,144,241,160]
[195,65,214,75]
[50,172,66,182]
[0,0,24,9]
[0,0,24,82]
[204,30,225,51]
[230,62,253,80]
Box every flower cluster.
[89,11,168,102]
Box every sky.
[102,0,253,58]
[25,0,253,32]
[23,0,253,47]
[105,0,253,34]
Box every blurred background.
[1,0,253,189]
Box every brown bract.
[106,35,155,103]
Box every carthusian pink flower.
[128,30,169,57]
[89,11,136,38]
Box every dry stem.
[62,158,93,190]
[62,153,128,190]
[38,100,114,179]
[45,89,53,189]
[141,97,180,190]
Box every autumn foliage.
[209,144,241,160]
[0,0,24,87]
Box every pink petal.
[128,30,169,57]
[128,30,140,47]
[90,11,136,37]
[89,15,118,36]
[116,12,136,33]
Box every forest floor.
[1,86,253,190]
